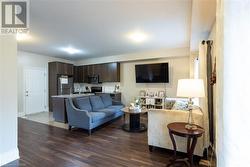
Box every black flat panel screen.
[135,63,169,83]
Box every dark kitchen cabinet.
[87,65,94,76]
[103,62,120,82]
[52,97,68,123]
[48,62,73,111]
[73,66,85,83]
[73,62,120,83]
[94,64,104,82]
[83,66,89,82]
[73,66,78,82]
[54,62,73,76]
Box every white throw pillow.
[171,100,189,110]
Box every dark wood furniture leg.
[122,112,147,132]
[123,113,126,122]
[129,114,140,129]
[187,137,198,167]
[149,145,154,152]
[167,123,204,167]
[88,129,92,136]
[169,130,177,158]
[168,132,198,167]
[167,130,178,167]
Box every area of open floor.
[2,1,249,166]
[4,118,204,167]
[20,112,68,129]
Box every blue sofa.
[65,94,124,135]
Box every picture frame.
[139,90,146,97]
[148,92,154,97]
[158,91,165,97]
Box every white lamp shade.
[177,79,205,98]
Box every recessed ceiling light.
[127,30,149,43]
[16,33,32,41]
[60,46,82,55]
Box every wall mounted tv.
[135,63,169,83]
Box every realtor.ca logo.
[0,0,29,34]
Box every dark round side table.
[121,107,147,132]
[167,122,204,167]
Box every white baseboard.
[0,148,19,166]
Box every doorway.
[24,67,47,115]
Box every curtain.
[198,41,212,148]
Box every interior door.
[24,68,46,115]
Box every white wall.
[17,51,74,115]
[120,56,189,105]
[76,48,190,105]
[216,1,250,166]
[0,36,19,166]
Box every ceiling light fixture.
[60,46,82,55]
[16,33,32,41]
[127,30,149,43]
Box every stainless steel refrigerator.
[57,75,73,95]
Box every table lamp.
[177,79,205,130]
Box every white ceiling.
[18,0,215,60]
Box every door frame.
[23,67,47,116]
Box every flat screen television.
[135,63,169,83]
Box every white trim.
[0,148,19,166]
[18,112,25,117]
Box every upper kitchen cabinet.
[94,64,104,82]
[110,62,120,82]
[73,62,120,83]
[102,62,120,82]
[73,66,85,83]
[51,62,73,76]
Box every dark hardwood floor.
[4,117,202,167]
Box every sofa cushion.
[165,100,176,109]
[172,100,189,110]
[106,105,124,111]
[75,97,92,112]
[89,112,107,123]
[94,108,117,116]
[100,94,113,107]
[90,96,105,111]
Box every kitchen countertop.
[96,92,121,94]
[51,93,94,98]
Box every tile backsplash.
[74,82,120,93]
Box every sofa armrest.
[65,98,91,128]
[147,109,205,156]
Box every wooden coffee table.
[167,122,204,167]
[121,107,148,132]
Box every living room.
[1,0,249,167]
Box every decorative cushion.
[171,100,189,110]
[90,96,105,111]
[89,112,107,122]
[100,94,113,107]
[165,100,176,109]
[75,97,92,112]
